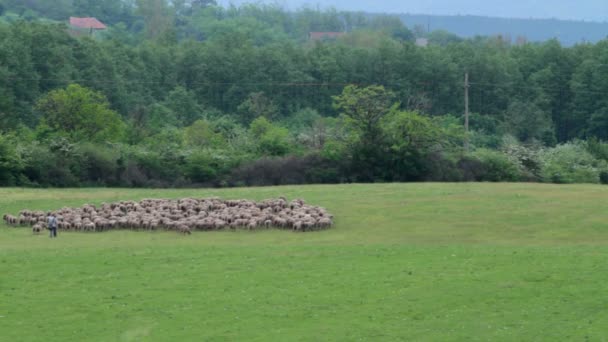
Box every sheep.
[3,214,18,226]
[7,197,334,234]
[32,223,44,234]
[177,224,191,235]
[318,217,333,229]
[83,222,96,232]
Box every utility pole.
[464,72,470,152]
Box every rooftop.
[69,17,107,30]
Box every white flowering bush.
[539,142,608,184]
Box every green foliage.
[237,92,280,124]
[35,84,126,143]
[77,142,120,185]
[585,138,608,162]
[136,0,173,39]
[142,126,184,150]
[146,103,179,133]
[539,142,607,184]
[333,85,395,142]
[383,111,446,153]
[0,133,22,185]
[320,139,348,162]
[382,111,448,181]
[500,135,543,180]
[165,86,203,126]
[258,126,290,156]
[470,149,522,182]
[3,5,608,186]
[21,139,82,187]
[284,108,321,133]
[248,117,291,156]
[249,116,273,138]
[427,30,463,46]
[184,119,224,147]
[369,15,413,42]
[501,101,555,145]
[183,149,223,183]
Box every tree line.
[1,3,608,187]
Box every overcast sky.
[218,0,608,22]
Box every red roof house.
[70,17,107,30]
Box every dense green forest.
[2,1,608,187]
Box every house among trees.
[309,32,345,41]
[68,17,107,37]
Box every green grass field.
[2,183,608,341]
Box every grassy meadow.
[2,183,608,341]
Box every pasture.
[2,183,608,341]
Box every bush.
[539,142,607,184]
[600,171,608,185]
[423,151,463,182]
[284,108,322,132]
[457,155,488,182]
[228,154,341,186]
[21,142,81,187]
[585,138,608,162]
[250,117,292,156]
[501,135,543,181]
[0,134,23,186]
[77,143,120,186]
[463,149,522,182]
[184,150,238,185]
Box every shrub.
[250,117,292,156]
[35,84,126,143]
[539,142,607,184]
[457,155,487,181]
[77,143,120,186]
[284,108,322,132]
[184,119,225,148]
[600,171,608,185]
[259,126,291,156]
[21,142,81,187]
[228,154,341,186]
[0,134,23,186]
[501,135,543,181]
[183,150,237,185]
[423,151,463,182]
[465,149,522,182]
[585,138,608,162]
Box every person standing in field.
[47,214,57,238]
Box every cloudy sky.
[217,0,608,21]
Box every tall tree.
[136,0,173,39]
[36,84,126,143]
[333,85,395,181]
[333,85,395,144]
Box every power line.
[3,74,608,105]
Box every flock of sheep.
[2,197,334,234]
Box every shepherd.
[47,214,58,238]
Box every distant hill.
[399,14,608,46]
[223,0,608,22]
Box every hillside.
[400,13,608,46]
[228,0,608,22]
[2,2,608,188]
